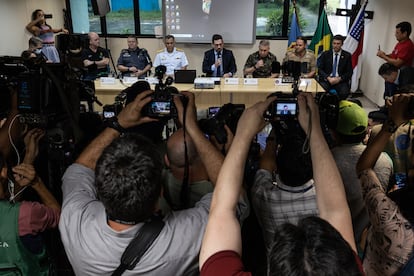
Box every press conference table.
[93,78,325,112]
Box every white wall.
[360,0,414,105]
[1,0,413,106]
[0,0,66,56]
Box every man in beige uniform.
[283,36,316,78]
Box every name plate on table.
[224,78,240,85]
[243,78,258,85]
[123,77,138,84]
[274,78,290,86]
[299,79,313,92]
[100,77,116,84]
[145,77,159,85]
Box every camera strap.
[111,215,165,276]
[177,96,190,209]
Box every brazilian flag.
[309,8,333,59]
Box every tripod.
[103,36,119,78]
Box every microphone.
[271,61,281,74]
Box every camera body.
[103,102,123,119]
[199,103,245,144]
[142,65,179,119]
[265,91,339,146]
[143,85,179,119]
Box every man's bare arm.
[297,93,356,252]
[77,90,155,170]
[199,96,275,268]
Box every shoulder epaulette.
[120,49,129,53]
[156,49,164,53]
[176,48,184,52]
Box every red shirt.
[390,39,414,67]
[200,251,252,276]
[201,250,365,276]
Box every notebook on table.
[174,69,197,83]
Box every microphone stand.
[104,36,119,77]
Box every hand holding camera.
[142,65,182,119]
[117,89,157,129]
[386,93,414,127]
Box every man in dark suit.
[281,105,291,115]
[202,34,237,77]
[378,62,414,97]
[317,35,353,100]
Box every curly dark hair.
[269,217,362,276]
[95,134,163,224]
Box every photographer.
[252,127,318,255]
[162,128,214,210]
[200,93,363,275]
[357,93,414,275]
[59,83,248,275]
[330,100,393,250]
[0,128,60,275]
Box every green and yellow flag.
[309,8,333,59]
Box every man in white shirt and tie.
[317,35,353,100]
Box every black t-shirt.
[81,47,109,80]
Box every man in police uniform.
[153,35,189,77]
[283,36,316,78]
[243,40,279,78]
[117,35,152,79]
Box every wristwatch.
[383,119,399,133]
[104,117,127,134]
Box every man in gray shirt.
[59,85,248,275]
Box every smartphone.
[44,14,53,19]
[378,44,380,51]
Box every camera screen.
[276,102,297,115]
[208,106,221,118]
[103,111,115,118]
[151,101,171,115]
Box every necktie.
[216,52,221,77]
[332,53,338,77]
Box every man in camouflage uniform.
[244,40,279,78]
[117,35,152,79]
[283,36,316,78]
[153,35,189,77]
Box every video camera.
[199,103,245,144]
[143,65,180,119]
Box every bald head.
[88,32,100,49]
[166,128,199,168]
